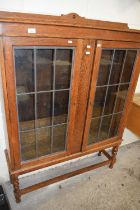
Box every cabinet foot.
[109,146,119,169]
[12,175,21,203]
[10,174,13,184]
[98,151,102,156]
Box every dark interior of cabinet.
[14,46,138,161]
[14,47,74,161]
[88,49,137,145]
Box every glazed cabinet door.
[3,37,85,168]
[82,41,140,151]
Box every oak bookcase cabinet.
[0,11,140,203]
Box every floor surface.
[4,141,140,210]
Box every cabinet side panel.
[126,104,140,136]
[3,37,21,169]
[0,38,14,169]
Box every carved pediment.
[0,11,129,31]
[61,13,85,21]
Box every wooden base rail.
[8,146,118,203]
[21,159,111,195]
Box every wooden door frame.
[82,40,140,152]
[3,37,86,170]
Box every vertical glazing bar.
[97,50,116,139]
[34,47,38,157]
[107,50,128,137]
[119,50,128,84]
[51,49,56,153]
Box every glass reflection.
[36,49,54,91]
[36,127,51,157]
[98,116,112,140]
[109,113,122,138]
[92,87,107,118]
[88,48,137,145]
[14,47,73,161]
[109,50,125,84]
[97,50,113,86]
[14,49,34,94]
[114,84,129,113]
[54,90,69,125]
[121,50,137,83]
[52,124,66,153]
[55,49,73,89]
[88,118,101,144]
[20,130,36,161]
[17,94,35,131]
[37,92,52,127]
[104,85,118,115]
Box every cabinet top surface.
[0,11,139,33]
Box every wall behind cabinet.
[0,0,140,182]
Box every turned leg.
[109,146,119,169]
[12,174,21,203]
[98,151,102,156]
[10,173,13,184]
